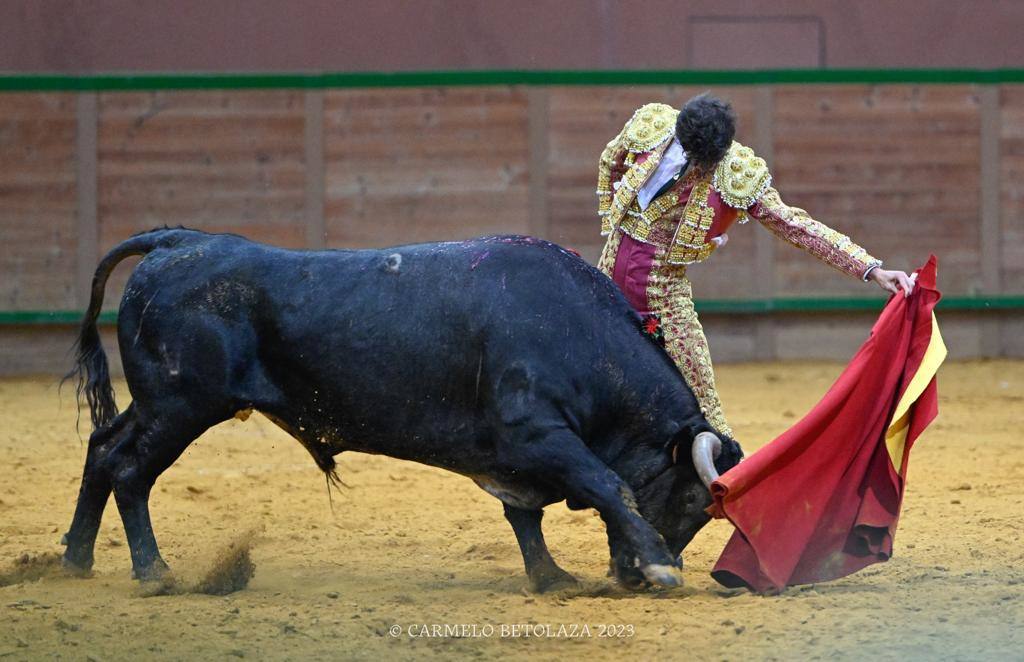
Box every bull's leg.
[104,414,210,580]
[503,505,578,593]
[510,430,682,590]
[62,407,135,575]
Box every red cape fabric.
[708,256,942,593]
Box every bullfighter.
[596,93,916,436]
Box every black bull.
[63,228,742,592]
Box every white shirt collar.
[637,137,688,211]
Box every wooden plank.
[0,93,78,311]
[774,312,991,361]
[323,87,530,248]
[97,91,306,247]
[980,86,1002,356]
[753,85,777,359]
[999,86,1024,293]
[699,315,758,363]
[304,90,325,249]
[76,93,98,308]
[97,90,307,306]
[772,85,983,297]
[527,87,550,239]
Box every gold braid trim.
[645,259,733,436]
[596,225,623,278]
[668,179,717,265]
[596,129,622,236]
[618,193,679,244]
[616,167,719,265]
[599,219,732,435]
[754,186,882,280]
[605,149,666,236]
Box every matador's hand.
[869,268,917,298]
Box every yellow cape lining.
[885,312,947,472]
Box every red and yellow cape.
[709,256,945,593]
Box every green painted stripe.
[701,295,1024,314]
[0,311,118,325]
[1,296,1021,325]
[3,68,1024,92]
[697,295,1024,314]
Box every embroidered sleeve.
[749,186,882,281]
[596,129,625,236]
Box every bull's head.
[633,431,743,560]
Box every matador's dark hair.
[675,92,736,171]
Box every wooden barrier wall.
[1,83,1022,372]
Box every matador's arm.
[747,187,882,281]
[593,121,638,235]
[596,128,627,236]
[714,142,882,281]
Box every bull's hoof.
[641,563,684,589]
[528,567,579,594]
[611,561,649,591]
[136,571,181,597]
[61,554,94,578]
[131,558,170,582]
[61,540,95,578]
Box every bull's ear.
[662,422,686,464]
[668,429,691,465]
[668,425,718,465]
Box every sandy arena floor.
[0,360,1022,660]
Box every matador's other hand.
[869,268,917,298]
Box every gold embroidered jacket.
[596,103,881,279]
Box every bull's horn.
[691,431,722,489]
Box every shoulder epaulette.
[712,141,772,209]
[621,103,679,153]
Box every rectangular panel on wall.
[1000,85,1024,292]
[323,87,529,248]
[688,16,824,68]
[0,93,77,310]
[546,86,758,298]
[97,90,306,306]
[772,85,982,296]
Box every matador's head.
[676,93,736,172]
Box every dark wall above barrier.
[3,1,1024,73]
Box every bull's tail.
[63,228,197,429]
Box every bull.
[62,228,742,592]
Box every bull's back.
[118,233,682,455]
